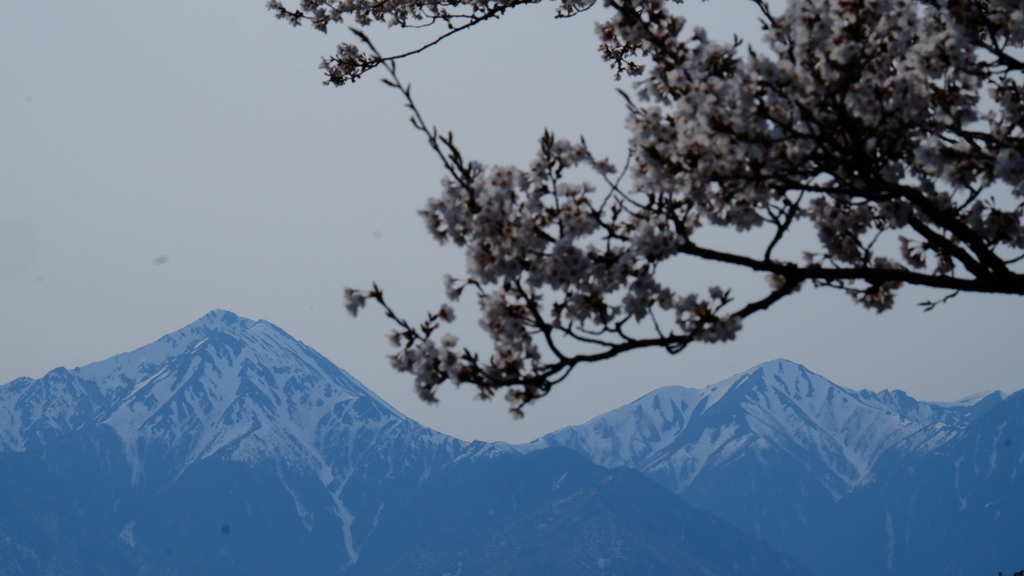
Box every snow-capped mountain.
[2,310,435,454]
[0,311,495,572]
[801,387,1024,576]
[0,310,478,469]
[521,359,997,498]
[517,358,1019,576]
[0,311,813,576]
[2,314,1017,576]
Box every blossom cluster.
[279,0,1024,412]
[346,132,749,411]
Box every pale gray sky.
[2,0,1021,444]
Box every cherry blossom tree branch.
[278,0,1024,414]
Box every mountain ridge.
[0,310,490,568]
[518,358,996,496]
[1,311,1018,576]
[513,358,1019,576]
[0,311,823,576]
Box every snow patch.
[119,520,136,548]
[521,358,977,498]
[989,421,1008,476]
[130,367,168,397]
[953,456,968,510]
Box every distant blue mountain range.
[0,311,1019,575]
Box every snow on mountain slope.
[0,311,488,563]
[1,311,416,461]
[520,359,986,497]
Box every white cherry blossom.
[274,0,1024,413]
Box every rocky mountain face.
[521,359,1021,576]
[0,311,812,576]
[2,312,1019,576]
[373,447,814,576]
[0,311,483,574]
[807,389,1024,576]
[521,359,994,496]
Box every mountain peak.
[732,358,818,391]
[166,309,266,342]
[751,357,804,371]
[193,309,256,329]
[0,313,494,574]
[934,389,1007,407]
[0,311,416,470]
[525,358,983,499]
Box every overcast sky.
[2,0,1021,444]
